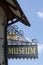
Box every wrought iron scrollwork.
[7,25,24,45]
[7,25,38,45]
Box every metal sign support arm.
[4,21,8,65]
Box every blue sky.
[8,0,43,65]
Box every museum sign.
[6,45,38,59]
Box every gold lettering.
[19,48,22,54]
[22,48,25,54]
[8,47,36,55]
[26,48,30,54]
[14,48,18,54]
[29,47,36,54]
[8,48,13,54]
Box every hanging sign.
[7,26,38,59]
[6,45,38,59]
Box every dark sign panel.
[6,45,38,59]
